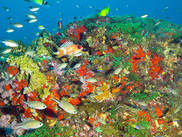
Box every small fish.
[97,117,106,125]
[87,96,96,103]
[12,23,23,28]
[89,6,94,8]
[73,62,81,69]
[35,33,40,37]
[26,13,36,19]
[163,6,168,11]
[57,63,68,70]
[1,40,19,47]
[140,14,148,18]
[38,25,45,30]
[96,90,104,95]
[58,21,62,30]
[131,124,140,130]
[26,18,37,23]
[51,97,77,114]
[22,100,47,110]
[154,21,161,26]
[25,0,52,7]
[3,6,9,11]
[6,28,14,33]
[113,67,122,75]
[1,49,12,54]
[121,41,128,46]
[98,6,110,17]
[173,104,181,114]
[56,0,61,3]
[136,101,147,107]
[176,9,182,13]
[7,17,13,20]
[76,5,80,8]
[86,78,97,83]
[16,120,43,129]
[88,93,98,98]
[54,41,83,58]
[70,93,79,98]
[29,6,40,12]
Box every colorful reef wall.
[0,15,182,137]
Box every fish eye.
[77,46,81,49]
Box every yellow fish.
[23,101,47,110]
[25,0,51,7]
[98,6,110,17]
[51,97,77,114]
[16,120,43,129]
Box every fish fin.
[53,51,61,58]
[60,41,74,49]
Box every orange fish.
[55,41,83,57]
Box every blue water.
[0,0,182,44]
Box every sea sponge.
[7,55,49,97]
[95,83,114,102]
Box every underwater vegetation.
[0,14,182,137]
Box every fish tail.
[50,96,59,104]
[19,98,28,104]
[14,126,22,135]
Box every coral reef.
[0,15,181,136]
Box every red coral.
[6,66,19,76]
[51,89,60,99]
[0,100,5,107]
[23,108,32,118]
[129,46,146,72]
[58,114,64,120]
[104,47,114,54]
[13,79,28,91]
[4,84,11,91]
[76,60,89,77]
[67,25,87,41]
[135,46,145,58]
[59,39,69,44]
[148,55,164,79]
[155,107,163,117]
[11,92,25,106]
[69,97,81,105]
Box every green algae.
[95,127,103,133]
[112,55,123,67]
[18,124,75,137]
[128,72,140,82]
[130,92,159,102]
